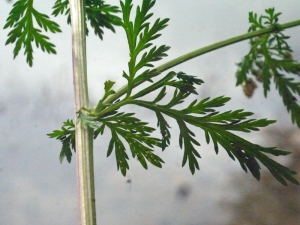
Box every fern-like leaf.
[49,2,299,185]
[99,112,164,175]
[236,8,300,127]
[47,120,75,163]
[120,0,170,96]
[4,0,61,66]
[52,0,122,40]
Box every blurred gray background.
[1,1,300,224]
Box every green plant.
[4,0,300,224]
[236,8,300,127]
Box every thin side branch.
[101,19,300,109]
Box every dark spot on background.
[0,103,7,114]
[176,183,192,200]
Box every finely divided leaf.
[4,0,61,66]
[120,0,170,95]
[99,111,164,175]
[236,8,300,127]
[48,119,76,163]
[52,0,122,39]
[48,2,299,186]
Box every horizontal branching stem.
[102,19,300,107]
[155,19,300,72]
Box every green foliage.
[4,0,121,66]
[236,8,300,127]
[47,119,75,163]
[120,0,170,95]
[52,0,122,40]
[101,112,164,176]
[47,0,299,185]
[4,0,62,66]
[131,94,298,185]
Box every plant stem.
[69,0,97,224]
[102,19,300,106]
[155,20,300,72]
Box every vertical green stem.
[69,0,97,224]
